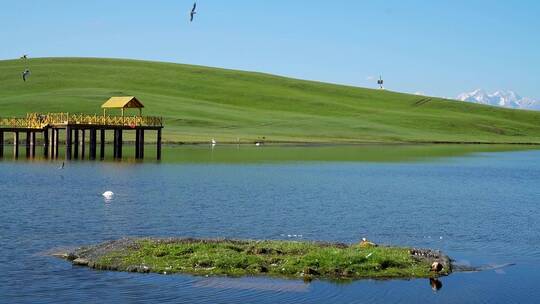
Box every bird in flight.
[22,69,31,82]
[21,55,31,82]
[190,2,197,22]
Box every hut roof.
[101,96,144,109]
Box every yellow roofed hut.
[101,96,145,117]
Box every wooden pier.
[0,97,164,161]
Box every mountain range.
[457,89,540,110]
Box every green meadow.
[1,57,540,144]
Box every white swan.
[102,191,114,200]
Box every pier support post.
[31,132,36,158]
[26,131,31,158]
[66,127,72,160]
[50,129,55,159]
[113,129,118,159]
[100,129,105,160]
[14,132,19,159]
[135,129,140,159]
[51,129,58,159]
[89,129,97,160]
[139,129,144,159]
[157,128,162,160]
[53,129,59,159]
[74,129,79,159]
[117,129,123,159]
[43,128,49,158]
[81,129,86,159]
[0,131,4,158]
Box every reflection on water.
[0,143,537,164]
[167,144,538,163]
[1,146,540,303]
[193,277,310,293]
[430,278,443,291]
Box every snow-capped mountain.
[457,89,540,110]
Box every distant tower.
[377,76,384,90]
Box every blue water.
[1,148,540,303]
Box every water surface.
[1,145,539,303]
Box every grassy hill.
[1,57,540,144]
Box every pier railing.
[0,113,163,129]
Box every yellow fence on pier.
[0,113,163,129]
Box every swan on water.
[102,191,114,200]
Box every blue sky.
[1,0,539,99]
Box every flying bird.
[20,55,30,81]
[22,69,31,82]
[190,2,197,22]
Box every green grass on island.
[63,238,451,280]
[1,57,540,144]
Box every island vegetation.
[57,238,451,281]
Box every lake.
[1,145,539,303]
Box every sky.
[1,0,539,100]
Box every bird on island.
[255,142,261,147]
[359,237,377,248]
[102,191,114,200]
[431,261,444,272]
[190,2,197,22]
[211,138,216,146]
